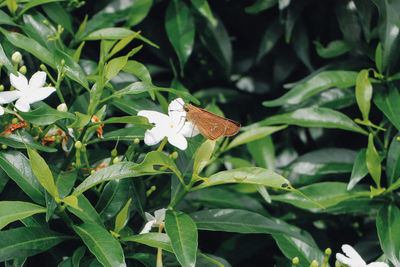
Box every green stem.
[55,68,65,103]
[157,137,168,152]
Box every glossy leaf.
[165,210,198,267]
[122,233,173,252]
[0,130,56,152]
[348,149,368,190]
[245,0,278,13]
[73,162,137,195]
[18,0,63,17]
[97,179,132,221]
[105,54,129,81]
[263,71,357,106]
[313,40,352,58]
[0,151,44,204]
[376,205,400,266]
[256,107,368,135]
[256,20,283,62]
[355,69,372,121]
[375,42,383,73]
[366,134,381,187]
[68,112,91,128]
[0,9,17,26]
[165,0,195,71]
[227,125,286,150]
[190,209,314,245]
[374,88,400,131]
[61,195,81,211]
[72,246,86,267]
[42,2,73,34]
[114,198,132,234]
[247,135,275,169]
[88,127,145,144]
[271,182,369,210]
[193,140,216,175]
[67,195,104,226]
[273,233,324,266]
[21,105,75,126]
[0,227,65,261]
[191,166,292,191]
[73,223,126,267]
[190,0,216,25]
[387,134,400,186]
[127,0,153,27]
[122,60,152,83]
[0,201,46,229]
[27,147,59,200]
[0,42,17,75]
[102,116,152,129]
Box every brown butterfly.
[183,103,241,140]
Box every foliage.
[0,0,399,266]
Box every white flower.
[336,244,389,267]
[0,71,56,112]
[138,98,199,150]
[139,208,167,234]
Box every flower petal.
[29,71,47,88]
[168,98,185,115]
[145,212,156,222]
[139,220,155,234]
[24,86,56,104]
[367,263,389,267]
[180,121,200,137]
[0,106,4,116]
[154,208,167,222]
[0,91,21,104]
[138,110,169,125]
[144,127,165,146]
[15,99,30,112]
[168,133,188,150]
[341,244,366,266]
[10,72,28,91]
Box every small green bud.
[0,62,3,67]
[74,141,82,149]
[11,118,18,124]
[134,138,140,144]
[43,19,50,26]
[159,166,168,171]
[112,157,120,164]
[61,59,65,66]
[57,103,68,112]
[310,260,318,267]
[170,151,178,159]
[111,148,118,157]
[0,85,4,92]
[90,169,95,174]
[1,144,7,149]
[80,145,86,152]
[292,257,299,264]
[40,64,47,71]
[325,248,331,256]
[11,51,22,64]
[18,65,27,75]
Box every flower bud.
[18,65,27,75]
[91,169,95,174]
[11,51,22,64]
[1,144,7,149]
[134,138,140,144]
[292,257,299,265]
[11,118,18,124]
[170,151,178,159]
[0,85,4,92]
[112,157,120,164]
[40,64,47,71]
[325,248,331,256]
[74,141,82,149]
[57,103,68,112]
[111,148,118,157]
[310,260,318,267]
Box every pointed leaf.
[193,140,216,175]
[376,205,400,266]
[122,233,173,252]
[0,201,46,229]
[114,198,132,234]
[355,69,373,121]
[387,134,400,186]
[0,131,57,152]
[374,88,400,131]
[165,210,198,267]
[21,105,75,126]
[73,223,125,267]
[366,134,381,187]
[313,40,352,58]
[348,149,369,190]
[67,194,104,226]
[102,116,152,129]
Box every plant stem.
[157,137,168,152]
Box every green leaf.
[0,9,17,26]
[165,0,195,72]
[27,147,59,200]
[165,210,198,267]
[122,60,152,83]
[273,233,324,266]
[190,0,216,26]
[122,233,173,252]
[348,149,369,190]
[68,112,91,128]
[191,166,292,191]
[67,194,104,226]
[105,54,130,81]
[387,134,400,186]
[61,195,81,211]
[313,40,352,58]
[271,182,369,210]
[18,0,64,17]
[0,201,46,229]
[227,125,286,150]
[73,162,137,195]
[0,151,45,205]
[114,198,132,234]
[21,105,75,126]
[73,223,126,267]
[0,227,66,261]
[375,42,383,73]
[376,205,400,266]
[190,209,314,245]
[263,71,358,106]
[374,88,400,131]
[366,134,381,187]
[0,42,17,75]
[126,0,153,27]
[54,49,89,89]
[247,135,275,169]
[42,2,73,34]
[355,69,373,121]
[108,32,141,59]
[97,179,132,221]
[256,20,283,62]
[0,131,56,152]
[87,127,145,144]
[254,107,368,135]
[245,0,278,13]
[103,116,152,129]
[72,246,86,267]
[193,140,216,176]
